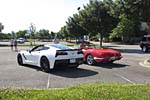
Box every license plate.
[70,58,76,63]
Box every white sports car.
[17,44,84,72]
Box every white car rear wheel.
[40,57,50,72]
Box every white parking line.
[47,73,51,88]
[115,74,135,84]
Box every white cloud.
[0,0,88,33]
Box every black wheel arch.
[40,56,50,72]
[40,56,50,64]
[85,53,93,59]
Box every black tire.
[108,61,114,64]
[40,57,50,72]
[17,54,23,65]
[86,54,94,65]
[142,46,147,52]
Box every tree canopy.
[59,0,150,45]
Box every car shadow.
[117,49,147,54]
[22,64,43,71]
[21,65,98,78]
[107,48,150,54]
[93,63,129,69]
[50,67,98,78]
[96,45,148,54]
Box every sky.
[0,0,89,33]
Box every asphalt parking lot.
[0,44,150,89]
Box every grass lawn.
[17,43,39,46]
[0,83,150,100]
[0,44,9,47]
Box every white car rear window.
[50,44,71,50]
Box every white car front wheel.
[17,54,23,65]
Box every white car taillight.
[55,50,68,57]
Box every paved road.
[0,44,150,89]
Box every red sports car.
[80,42,122,65]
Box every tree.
[0,23,4,39]
[36,29,50,39]
[64,0,117,46]
[80,0,118,47]
[60,0,148,44]
[120,0,150,22]
[141,0,150,22]
[50,31,56,39]
[110,14,136,43]
[16,30,27,38]
[0,23,4,32]
[29,23,36,39]
[109,0,143,43]
[66,14,87,41]
[11,31,16,39]
[29,23,36,45]
[59,26,69,41]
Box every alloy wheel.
[86,54,94,65]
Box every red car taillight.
[55,50,68,57]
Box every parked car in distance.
[140,35,150,52]
[16,38,26,44]
[80,42,122,65]
[17,44,83,72]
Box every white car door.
[23,51,34,64]
[23,51,40,65]
[30,46,50,65]
[30,51,41,65]
[24,45,44,65]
